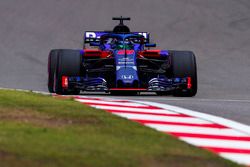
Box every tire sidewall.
[48,49,59,93]
[54,49,82,94]
[171,51,197,96]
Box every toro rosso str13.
[48,17,197,96]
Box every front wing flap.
[64,76,190,92]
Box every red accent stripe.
[134,120,226,128]
[146,50,161,52]
[110,88,147,91]
[202,146,250,154]
[84,49,102,57]
[117,50,135,55]
[82,102,161,109]
[168,132,250,141]
[61,76,68,89]
[139,50,161,58]
[187,77,192,89]
[106,109,189,117]
[100,51,112,58]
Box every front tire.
[171,51,197,97]
[48,50,59,93]
[54,49,82,95]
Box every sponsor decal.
[117,50,135,55]
[84,32,149,42]
[121,75,134,80]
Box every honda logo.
[121,75,134,79]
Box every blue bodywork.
[66,32,188,92]
[115,49,139,87]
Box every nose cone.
[117,74,139,87]
[115,50,139,88]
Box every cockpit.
[100,34,145,50]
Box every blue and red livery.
[48,17,197,96]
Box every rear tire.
[171,51,197,97]
[48,50,59,93]
[54,49,82,95]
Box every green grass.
[0,90,242,167]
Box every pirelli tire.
[54,49,82,95]
[48,49,59,93]
[171,51,197,97]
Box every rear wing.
[84,31,150,43]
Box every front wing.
[61,76,191,93]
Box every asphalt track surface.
[0,0,250,125]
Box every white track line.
[75,99,146,107]
[113,113,210,124]
[145,124,247,136]
[91,105,177,114]
[134,101,250,135]
[220,153,250,165]
[133,97,250,103]
[180,137,250,150]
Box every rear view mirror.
[145,43,156,47]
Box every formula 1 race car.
[48,17,197,96]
